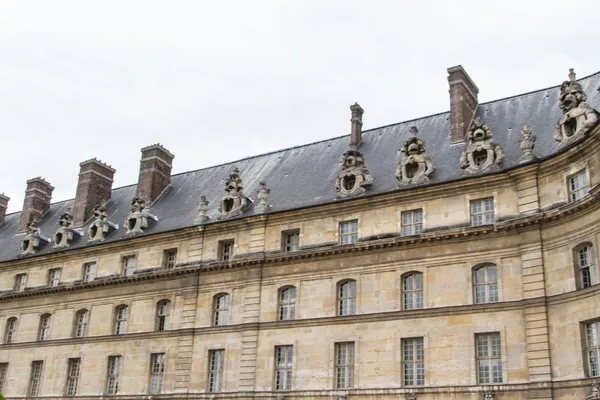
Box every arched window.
[278,286,296,321]
[73,309,89,338]
[577,244,598,288]
[213,294,230,326]
[337,280,356,316]
[156,300,171,331]
[403,272,424,310]
[114,305,129,335]
[38,313,52,341]
[4,317,17,344]
[473,265,498,304]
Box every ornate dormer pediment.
[88,202,116,242]
[554,69,598,148]
[335,149,373,198]
[52,210,79,248]
[124,197,154,236]
[396,126,435,185]
[217,168,249,220]
[460,117,504,174]
[20,218,48,255]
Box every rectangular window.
[83,262,97,282]
[586,320,600,377]
[208,349,225,392]
[402,209,423,236]
[122,255,136,277]
[471,198,495,226]
[106,356,121,395]
[163,249,178,269]
[282,230,300,252]
[569,170,589,202]
[219,240,234,262]
[149,353,166,394]
[29,360,43,396]
[275,346,293,390]
[335,342,355,389]
[65,358,81,396]
[402,338,424,386]
[476,333,503,384]
[0,363,8,394]
[339,220,359,245]
[48,268,61,287]
[14,273,27,292]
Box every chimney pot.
[350,103,364,148]
[72,158,116,226]
[136,144,174,204]
[447,65,479,142]
[19,177,54,231]
[0,193,10,225]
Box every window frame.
[121,255,136,277]
[149,353,166,394]
[106,355,122,395]
[114,305,129,335]
[568,169,590,202]
[163,248,178,269]
[65,357,81,396]
[470,198,495,227]
[73,309,89,338]
[83,262,97,282]
[28,360,44,397]
[402,272,424,310]
[156,300,171,331]
[38,313,52,341]
[575,243,598,289]
[14,273,27,292]
[475,332,503,384]
[0,362,8,394]
[337,280,357,316]
[4,317,17,344]
[213,293,230,326]
[208,349,225,393]
[585,319,600,377]
[48,268,61,287]
[274,345,293,390]
[282,230,300,252]
[339,220,359,245]
[218,240,235,262]
[402,337,425,386]
[473,264,499,304]
[401,209,424,236]
[278,286,296,321]
[334,342,355,389]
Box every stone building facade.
[0,66,599,400]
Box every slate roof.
[1,71,600,263]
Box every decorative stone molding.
[217,168,249,220]
[460,117,505,174]
[124,197,151,236]
[405,393,417,400]
[336,396,347,400]
[20,218,48,255]
[588,382,600,400]
[52,210,78,248]
[87,202,115,242]
[519,125,537,162]
[335,149,373,197]
[194,195,210,224]
[554,69,598,148]
[483,390,496,400]
[256,182,270,213]
[275,394,285,400]
[396,126,435,185]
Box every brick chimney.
[350,103,364,148]
[447,65,479,143]
[19,177,54,231]
[72,159,116,226]
[136,144,174,204]
[0,194,9,225]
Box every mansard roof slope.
[1,71,599,263]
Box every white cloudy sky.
[1,0,599,212]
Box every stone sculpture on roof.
[20,218,46,255]
[460,117,505,174]
[554,69,598,148]
[52,210,77,248]
[194,195,210,224]
[88,202,112,242]
[335,149,373,198]
[519,125,537,162]
[124,197,149,236]
[255,182,270,213]
[397,126,435,185]
[217,168,249,220]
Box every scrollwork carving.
[124,197,149,236]
[460,117,504,174]
[217,168,249,219]
[396,126,435,185]
[52,210,77,248]
[335,149,373,197]
[20,218,46,255]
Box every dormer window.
[569,170,589,202]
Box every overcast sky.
[1,0,599,212]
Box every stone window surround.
[47,268,61,287]
[113,303,131,335]
[401,336,425,387]
[73,308,90,338]
[212,292,231,326]
[217,239,235,262]
[336,279,358,317]
[573,241,599,290]
[266,339,298,391]
[475,332,503,384]
[145,348,170,394]
[401,271,425,311]
[277,285,297,321]
[203,343,229,392]
[466,260,504,305]
[148,352,166,394]
[568,169,590,202]
[162,247,179,269]
[120,252,138,277]
[14,273,27,292]
[582,317,600,378]
[155,299,172,332]
[4,317,18,344]
[105,354,123,395]
[38,313,52,341]
[400,208,424,236]
[330,276,360,317]
[395,333,429,387]
[281,229,301,252]
[28,360,44,397]
[334,215,361,246]
[0,362,8,394]
[81,257,100,282]
[470,327,509,385]
[273,345,294,390]
[65,357,81,396]
[563,161,591,204]
[207,348,226,393]
[329,336,360,390]
[464,191,499,227]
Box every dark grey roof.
[1,71,600,263]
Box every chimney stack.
[136,144,174,204]
[19,177,54,231]
[447,65,479,143]
[72,159,116,226]
[350,103,364,148]
[0,194,9,225]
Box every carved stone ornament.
[217,168,249,220]
[335,149,373,197]
[483,390,496,400]
[52,210,77,248]
[405,393,417,400]
[194,195,210,224]
[588,382,600,400]
[88,202,113,242]
[256,182,270,213]
[124,197,149,236]
[519,125,537,162]
[460,117,505,174]
[20,218,47,255]
[554,69,598,148]
[396,126,435,185]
